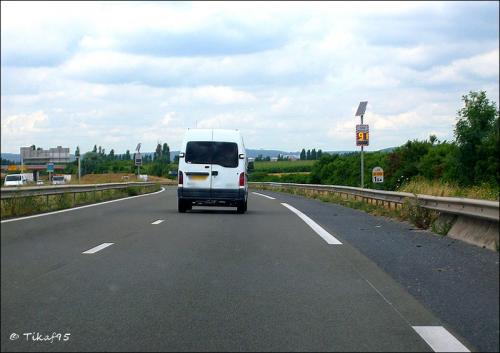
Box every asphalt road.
[1,186,497,352]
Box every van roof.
[182,129,243,144]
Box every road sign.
[8,165,18,171]
[372,166,384,183]
[356,124,369,146]
[47,163,54,172]
[134,153,142,166]
[355,101,368,116]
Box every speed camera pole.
[355,101,369,188]
[135,143,142,180]
[361,113,364,188]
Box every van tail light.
[239,172,245,187]
[178,171,183,185]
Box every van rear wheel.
[178,199,187,213]
[237,200,247,214]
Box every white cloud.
[1,1,498,153]
[1,110,48,135]
[425,49,499,84]
[1,111,49,151]
[191,86,256,105]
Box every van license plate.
[190,175,208,181]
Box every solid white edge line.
[252,192,276,200]
[1,187,166,223]
[412,326,470,352]
[82,243,114,254]
[281,203,342,245]
[151,219,164,225]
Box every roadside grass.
[398,177,499,201]
[268,172,311,176]
[254,160,315,173]
[69,173,175,185]
[1,184,161,219]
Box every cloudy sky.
[1,1,498,154]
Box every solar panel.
[355,101,368,116]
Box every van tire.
[237,200,247,214]
[178,199,187,213]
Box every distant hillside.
[2,147,396,164]
[378,147,396,153]
[0,153,21,163]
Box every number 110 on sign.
[356,124,369,146]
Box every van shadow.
[188,208,239,214]
[161,208,266,215]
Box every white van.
[177,129,248,213]
[52,175,66,185]
[4,174,28,186]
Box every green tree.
[162,143,170,163]
[300,149,306,160]
[317,149,323,159]
[109,149,115,160]
[306,149,311,160]
[93,145,97,153]
[454,91,499,185]
[154,143,162,161]
[311,148,317,160]
[125,150,131,160]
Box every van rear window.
[186,141,238,168]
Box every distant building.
[270,157,278,162]
[20,146,70,165]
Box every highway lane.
[258,189,499,353]
[1,186,475,351]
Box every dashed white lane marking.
[252,192,276,200]
[1,187,165,223]
[82,243,114,254]
[151,219,164,225]
[281,203,342,245]
[412,326,470,352]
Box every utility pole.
[78,154,81,183]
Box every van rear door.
[210,141,240,192]
[184,141,212,191]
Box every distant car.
[36,180,44,185]
[52,176,66,185]
[4,174,28,186]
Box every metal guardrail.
[0,182,157,199]
[249,182,499,222]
